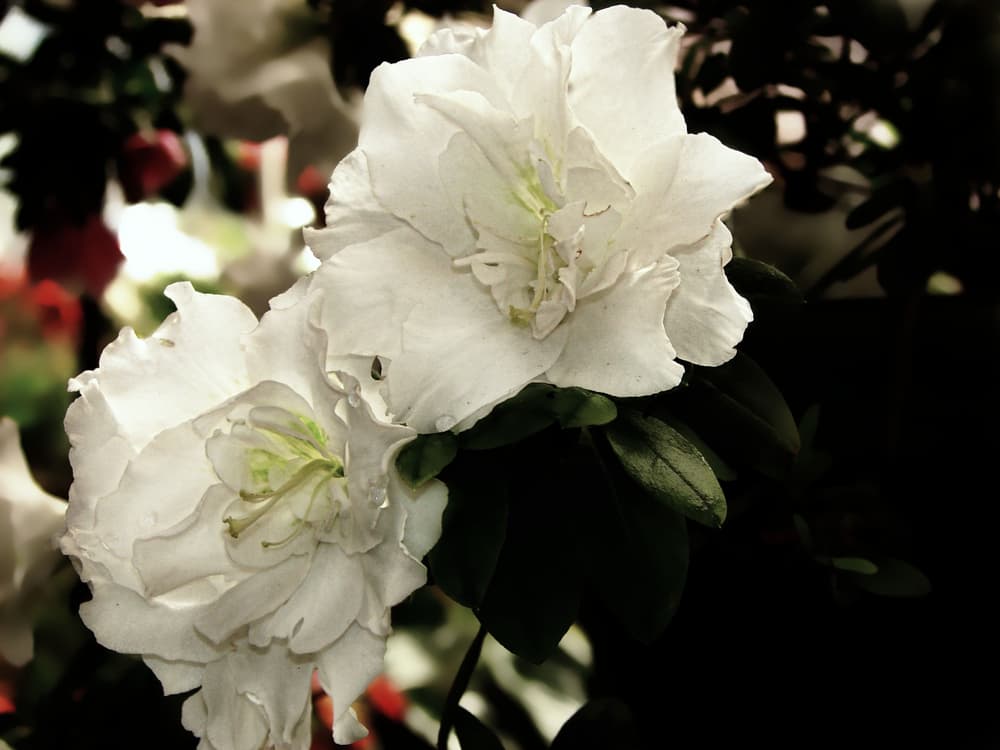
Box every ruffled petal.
[303,149,404,260]
[568,6,686,176]
[648,133,772,250]
[90,421,217,572]
[361,54,508,255]
[315,623,386,744]
[79,579,221,663]
[194,553,311,645]
[388,280,568,433]
[546,258,685,395]
[664,221,753,366]
[90,283,256,450]
[398,474,448,561]
[144,656,206,695]
[252,544,364,654]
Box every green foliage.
[675,354,800,479]
[427,456,508,608]
[852,558,932,598]
[583,443,689,644]
[475,439,587,663]
[396,432,459,489]
[460,384,616,450]
[726,257,802,308]
[605,411,727,528]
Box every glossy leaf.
[428,457,508,608]
[853,558,932,598]
[476,440,587,663]
[461,384,616,451]
[605,411,727,528]
[726,257,802,306]
[584,441,689,644]
[682,354,800,478]
[395,432,458,489]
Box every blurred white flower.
[0,417,65,667]
[61,283,446,748]
[306,5,771,433]
[167,0,359,181]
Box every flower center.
[451,139,628,340]
[218,409,350,549]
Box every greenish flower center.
[222,414,348,548]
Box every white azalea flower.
[305,5,772,433]
[60,283,446,748]
[167,0,359,181]
[0,417,66,667]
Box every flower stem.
[437,624,488,750]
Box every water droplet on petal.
[140,512,158,529]
[347,387,361,408]
[367,476,389,508]
[435,415,457,432]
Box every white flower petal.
[91,283,257,450]
[65,374,135,525]
[79,580,221,663]
[194,553,311,645]
[510,5,591,151]
[144,656,206,695]
[221,642,313,748]
[547,258,685,395]
[253,544,364,654]
[315,623,386,744]
[390,285,568,433]
[361,54,508,254]
[303,149,404,260]
[398,475,448,561]
[90,421,217,572]
[568,6,686,176]
[0,417,66,666]
[419,8,535,103]
[132,485,237,598]
[197,657,270,750]
[309,227,438,361]
[634,133,773,259]
[664,221,753,366]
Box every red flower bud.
[28,215,123,298]
[118,130,188,204]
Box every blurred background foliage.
[1,0,998,748]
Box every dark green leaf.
[671,419,738,482]
[460,385,556,450]
[428,461,508,608]
[681,354,800,479]
[550,698,642,750]
[476,441,586,663]
[453,707,504,750]
[604,412,726,528]
[853,558,932,598]
[460,385,616,450]
[395,432,458,489]
[831,557,879,575]
[584,439,689,644]
[726,257,802,306]
[550,388,617,429]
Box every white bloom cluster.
[61,285,445,747]
[62,5,770,749]
[305,5,771,432]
